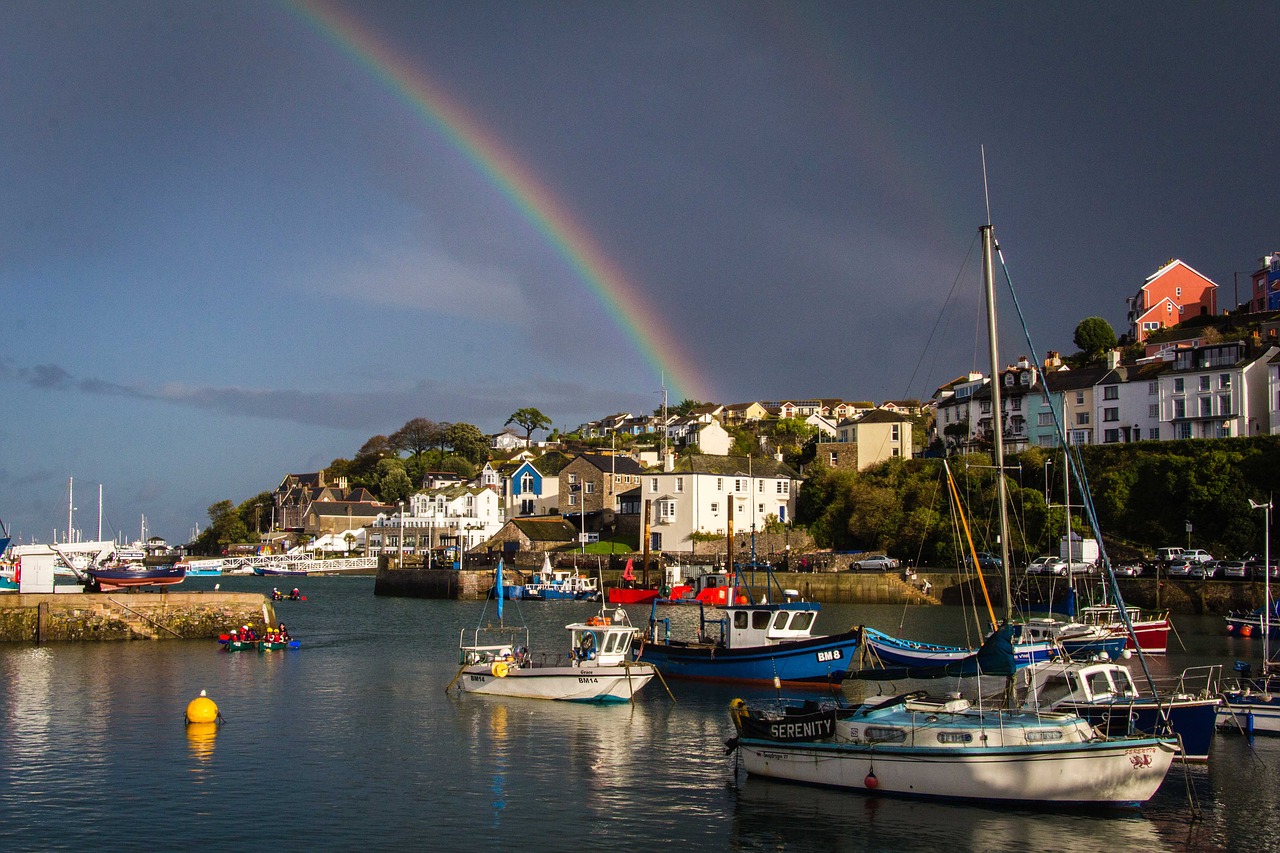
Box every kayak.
[258,640,301,651]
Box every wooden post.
[37,600,50,644]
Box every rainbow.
[288,1,708,402]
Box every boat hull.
[86,565,186,591]
[1061,698,1220,762]
[735,736,1176,806]
[607,588,661,605]
[1217,692,1280,735]
[863,628,1053,670]
[456,663,654,702]
[637,631,859,687]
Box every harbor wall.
[375,563,1274,616]
[0,592,275,643]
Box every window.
[568,473,577,484]
[1176,286,1182,297]
[716,478,723,491]
[1104,407,1119,422]
[1200,397,1212,417]
[1174,399,1186,419]
[980,401,992,414]
[1011,398,1022,411]
[777,480,788,494]
[734,479,744,492]
[829,452,837,465]
[710,502,719,514]
[1219,394,1231,416]
[520,473,534,493]
[891,424,900,440]
[758,503,766,515]
[1038,412,1054,426]
[1174,378,1184,392]
[758,479,765,492]
[650,478,658,492]
[1103,386,1119,400]
[1077,412,1090,425]
[675,477,684,493]
[1149,428,1160,440]
[1148,404,1159,418]
[1175,422,1192,439]
[585,482,595,494]
[1075,392,1085,404]
[1148,381,1158,395]
[567,494,577,506]
[1199,376,1211,392]
[1220,373,1231,389]
[1104,429,1120,443]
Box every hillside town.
[246,252,1280,564]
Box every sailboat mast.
[981,224,1013,623]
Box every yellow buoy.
[491,661,510,678]
[186,689,219,724]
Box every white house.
[640,454,800,553]
[368,485,502,557]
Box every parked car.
[1026,556,1067,576]
[1254,563,1280,581]
[1113,563,1144,577]
[965,552,1003,572]
[851,554,900,571]
[1221,560,1249,579]
[1156,546,1184,564]
[1182,549,1215,564]
[1167,558,1193,578]
[1190,562,1219,580]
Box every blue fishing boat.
[635,516,858,688]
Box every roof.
[856,409,912,424]
[307,501,393,518]
[572,453,646,475]
[664,454,800,479]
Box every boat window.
[789,612,814,632]
[772,612,790,630]
[1025,730,1064,742]
[937,732,973,744]
[864,727,906,743]
[1087,671,1114,698]
[752,611,771,630]
[735,612,749,629]
[601,633,619,654]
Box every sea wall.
[0,592,275,643]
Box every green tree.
[391,418,443,460]
[505,407,552,441]
[445,422,489,465]
[192,499,250,555]
[1073,317,1117,360]
[376,458,414,504]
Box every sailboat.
[450,559,656,702]
[1216,498,1280,735]
[727,219,1176,805]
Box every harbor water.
[1,575,1277,852]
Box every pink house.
[1126,259,1218,343]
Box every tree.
[1073,317,1117,360]
[391,418,442,460]
[191,499,250,555]
[657,398,710,417]
[506,407,552,441]
[445,422,489,465]
[376,458,414,504]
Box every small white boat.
[450,560,655,703]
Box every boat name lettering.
[578,677,599,684]
[816,649,843,663]
[767,719,835,740]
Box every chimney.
[663,450,675,472]
[1105,350,1120,370]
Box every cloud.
[301,235,531,324]
[1,361,637,434]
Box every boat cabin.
[1018,661,1139,711]
[721,602,820,650]
[567,613,640,666]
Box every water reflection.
[186,721,218,761]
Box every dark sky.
[2,0,1277,543]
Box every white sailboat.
[449,559,656,702]
[728,218,1176,806]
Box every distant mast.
[981,223,1013,623]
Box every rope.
[107,597,184,638]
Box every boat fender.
[864,769,878,789]
[1242,625,1254,637]
[491,661,510,678]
